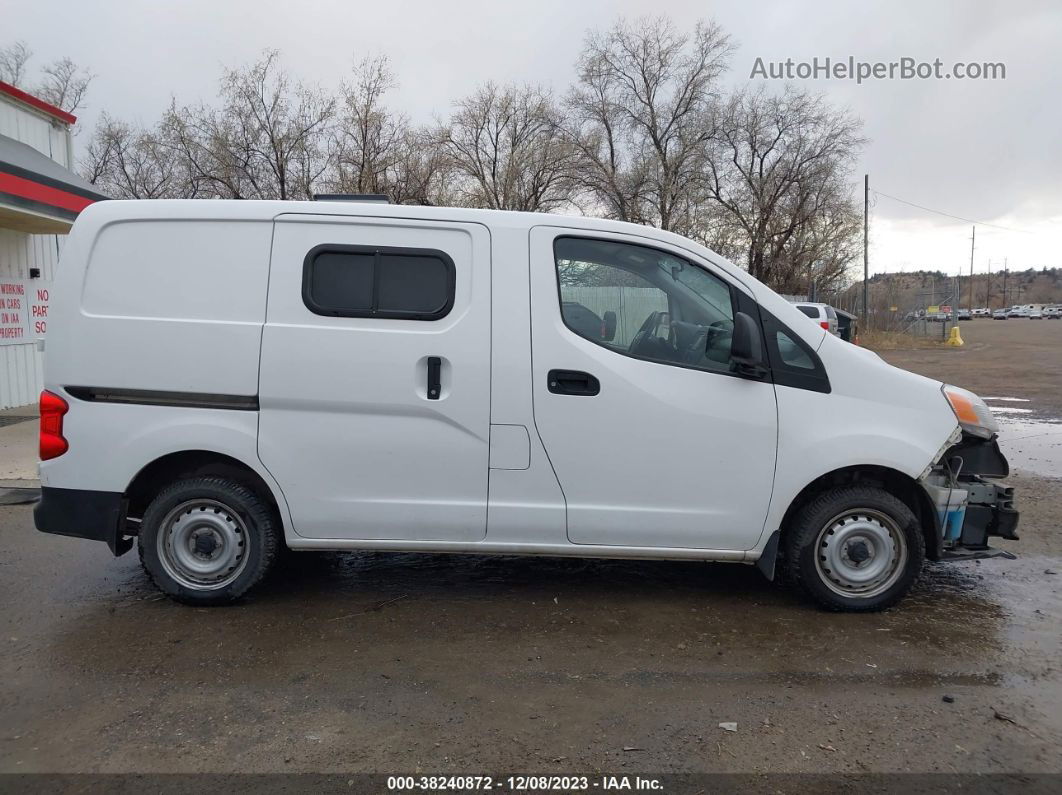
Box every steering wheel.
[628,311,673,356]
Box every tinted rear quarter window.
[308,251,374,314]
[377,254,453,315]
[303,245,455,320]
[796,305,819,319]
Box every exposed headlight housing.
[942,384,999,439]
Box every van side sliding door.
[258,215,491,542]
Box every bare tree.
[564,17,733,232]
[438,82,574,211]
[702,86,865,290]
[386,128,459,205]
[82,114,179,199]
[35,57,94,113]
[771,179,862,295]
[160,50,335,200]
[332,56,404,194]
[0,41,32,87]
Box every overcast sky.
[9,0,1061,276]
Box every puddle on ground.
[984,396,1062,478]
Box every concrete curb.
[0,479,40,489]
[0,487,40,506]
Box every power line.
[871,189,1032,234]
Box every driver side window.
[558,261,668,349]
[555,236,735,373]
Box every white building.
[0,80,106,409]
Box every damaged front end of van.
[920,385,1019,561]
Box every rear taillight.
[820,321,830,330]
[39,390,69,461]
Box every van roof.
[74,198,761,292]
[78,197,666,234]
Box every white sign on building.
[0,279,50,345]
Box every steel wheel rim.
[813,508,908,599]
[156,499,250,590]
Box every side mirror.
[729,311,767,378]
[601,310,617,342]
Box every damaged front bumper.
[921,431,1019,562]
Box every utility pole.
[1002,257,1008,306]
[968,226,975,310]
[985,259,991,307]
[863,174,869,323]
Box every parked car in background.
[992,309,1009,320]
[1008,307,1026,318]
[957,308,972,320]
[794,302,840,336]
[1044,306,1061,319]
[1029,308,1044,320]
[971,308,990,318]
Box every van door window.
[303,245,455,320]
[306,250,375,314]
[554,236,735,373]
[377,253,453,315]
[775,329,815,369]
[760,312,831,393]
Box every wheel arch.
[125,450,284,531]
[776,465,941,565]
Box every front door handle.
[547,369,600,396]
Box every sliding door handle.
[427,356,441,400]
[547,369,600,396]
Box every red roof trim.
[0,171,95,214]
[0,81,77,125]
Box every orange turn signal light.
[944,389,981,426]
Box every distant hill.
[824,267,1062,316]
[866,263,1057,307]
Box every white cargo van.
[34,200,1019,610]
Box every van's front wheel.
[138,477,280,605]
[784,486,925,612]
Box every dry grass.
[858,329,945,351]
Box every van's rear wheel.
[138,477,279,605]
[784,486,924,612]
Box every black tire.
[783,485,925,612]
[138,476,280,605]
